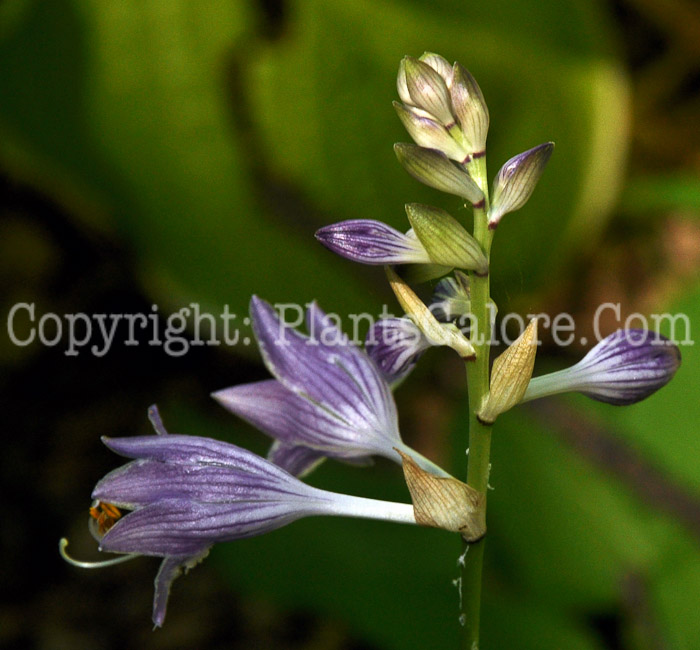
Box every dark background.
[2,0,700,648]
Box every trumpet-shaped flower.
[523,329,681,405]
[214,297,446,477]
[87,406,416,627]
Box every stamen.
[59,538,138,569]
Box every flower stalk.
[461,153,493,649]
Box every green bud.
[418,52,454,87]
[393,102,469,162]
[488,143,554,228]
[394,143,484,204]
[450,63,490,156]
[403,56,455,127]
[405,203,488,275]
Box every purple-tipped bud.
[523,329,681,406]
[394,143,484,203]
[365,317,431,385]
[488,142,554,228]
[315,219,431,265]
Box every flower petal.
[213,380,385,460]
[267,441,328,477]
[365,318,430,384]
[249,297,401,446]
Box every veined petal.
[315,219,431,265]
[213,380,397,462]
[153,553,208,628]
[523,329,681,405]
[365,317,431,384]
[249,297,401,447]
[267,441,328,478]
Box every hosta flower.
[214,297,448,477]
[365,317,431,385]
[82,406,417,627]
[523,329,681,405]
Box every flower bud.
[478,319,538,424]
[315,219,431,265]
[488,142,554,228]
[393,143,484,203]
[418,52,454,87]
[394,102,469,162]
[405,203,488,275]
[397,449,486,541]
[523,329,681,405]
[450,62,489,156]
[385,266,475,359]
[431,271,471,321]
[402,56,456,127]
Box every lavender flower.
[523,329,681,405]
[213,297,447,477]
[365,317,431,385]
[86,406,416,627]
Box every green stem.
[460,155,493,650]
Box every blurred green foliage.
[3,0,700,649]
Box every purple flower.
[315,219,431,265]
[523,329,681,405]
[365,317,430,385]
[90,406,416,627]
[214,297,440,477]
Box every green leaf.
[488,407,681,609]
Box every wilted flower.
[522,329,681,405]
[214,297,449,478]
